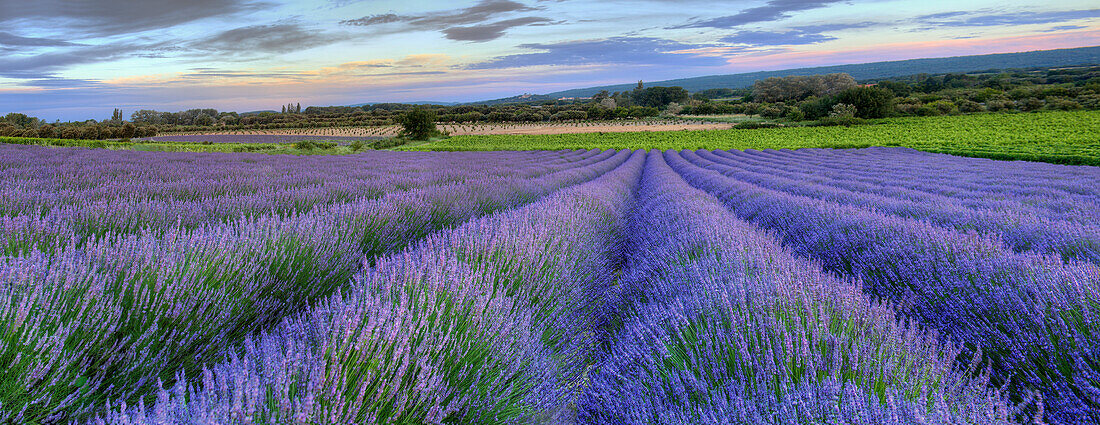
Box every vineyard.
[1,142,1097,424]
[152,119,729,139]
[408,110,1100,166]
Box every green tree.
[397,108,438,140]
[632,86,690,108]
[834,86,895,118]
[121,122,137,139]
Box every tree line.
[681,66,1100,125]
[3,65,1097,141]
[1,112,157,140]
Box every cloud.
[916,9,1100,28]
[341,0,553,41]
[0,32,78,47]
[0,42,169,82]
[0,0,272,37]
[191,23,345,55]
[442,17,556,41]
[342,14,404,26]
[722,30,834,45]
[1041,25,1088,32]
[721,21,876,46]
[467,37,728,69]
[670,0,846,29]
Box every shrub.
[785,107,805,121]
[796,97,831,120]
[834,86,895,118]
[759,104,786,119]
[121,123,136,139]
[1017,97,1044,112]
[294,140,316,150]
[829,103,857,118]
[956,99,985,113]
[923,100,958,116]
[397,109,440,140]
[810,115,866,127]
[1045,98,1081,111]
[349,140,366,151]
[1075,94,1100,109]
[550,110,588,121]
[894,99,923,115]
[985,99,1013,112]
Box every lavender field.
[137,134,384,144]
[2,144,1098,425]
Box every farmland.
[407,110,1100,166]
[1,141,1097,424]
[152,119,731,139]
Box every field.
[155,119,730,139]
[1,141,1098,425]
[138,134,384,144]
[407,110,1100,165]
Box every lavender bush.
[698,148,1100,263]
[0,146,627,423]
[89,151,647,424]
[1,144,1095,424]
[669,149,1100,424]
[580,152,1014,424]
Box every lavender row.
[90,151,647,424]
[578,152,1013,424]
[688,149,1100,263]
[715,148,1100,224]
[0,146,601,237]
[0,149,630,423]
[668,150,1100,425]
[137,134,384,144]
[779,146,1100,195]
[753,147,1100,212]
[0,149,611,255]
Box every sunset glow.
[3,0,1097,120]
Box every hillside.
[536,46,1100,99]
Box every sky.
[2,0,1098,121]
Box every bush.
[985,99,1013,112]
[924,100,958,116]
[813,103,866,126]
[829,103,857,118]
[1017,97,1044,112]
[1045,98,1082,111]
[956,99,985,113]
[796,96,835,120]
[294,140,316,150]
[397,109,439,140]
[349,140,366,151]
[121,123,136,139]
[550,110,588,121]
[785,107,806,121]
[1076,94,1100,109]
[834,86,895,118]
[916,94,944,103]
[759,103,787,119]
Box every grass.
[402,110,1100,166]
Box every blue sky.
[2,0,1097,121]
